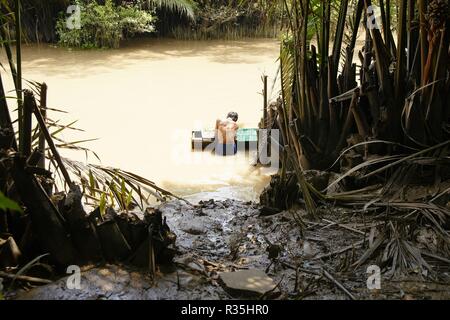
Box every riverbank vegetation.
[1,0,284,49]
[56,0,156,48]
[166,0,284,39]
[1,0,184,291]
[261,0,449,276]
[0,0,449,299]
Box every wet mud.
[11,199,450,300]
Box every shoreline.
[11,198,450,300]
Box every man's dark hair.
[227,112,238,122]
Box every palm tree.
[148,0,196,21]
[262,0,450,275]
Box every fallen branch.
[421,251,450,265]
[312,240,365,260]
[259,275,284,300]
[321,218,366,235]
[0,271,52,285]
[280,261,356,300]
[322,268,356,300]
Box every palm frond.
[61,157,189,212]
[149,0,196,21]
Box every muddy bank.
[10,199,450,300]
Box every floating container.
[191,128,259,151]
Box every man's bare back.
[216,118,238,144]
[215,112,239,156]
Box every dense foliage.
[1,0,284,45]
[167,0,284,39]
[55,0,155,48]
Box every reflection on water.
[1,38,280,202]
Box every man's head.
[227,111,238,122]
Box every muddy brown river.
[1,38,280,202]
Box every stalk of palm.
[264,0,450,276]
[273,0,449,183]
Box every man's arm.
[215,119,222,142]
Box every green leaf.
[0,191,22,213]
[99,193,106,216]
[121,178,126,196]
[125,190,133,210]
[88,169,96,197]
[109,191,115,207]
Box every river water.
[1,38,280,202]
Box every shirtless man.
[215,112,239,156]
